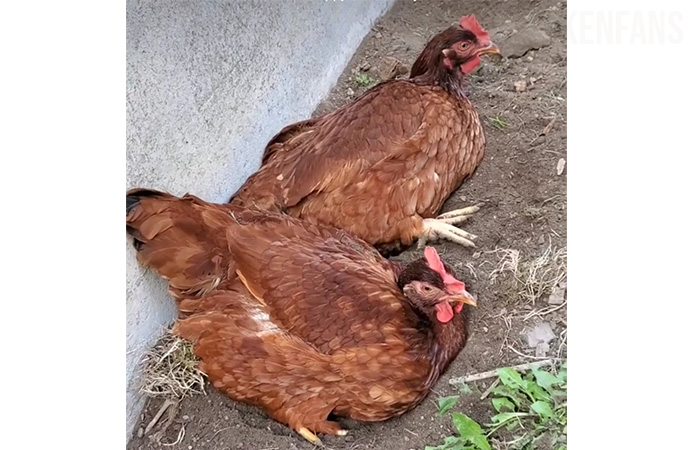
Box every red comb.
[459,15,489,40]
[424,247,467,293]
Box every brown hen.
[229,16,500,255]
[126,188,476,444]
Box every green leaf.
[453,412,484,437]
[492,397,516,413]
[531,367,562,392]
[522,380,552,402]
[531,401,554,420]
[452,413,491,450]
[426,435,480,450]
[498,368,525,389]
[491,386,525,408]
[471,435,492,450]
[425,436,460,450]
[490,412,527,424]
[438,395,460,415]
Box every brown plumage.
[126,188,476,444]
[229,16,500,255]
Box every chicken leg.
[417,204,481,249]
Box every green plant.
[427,363,567,450]
[354,72,378,88]
[437,395,461,416]
[489,116,508,130]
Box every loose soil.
[127,0,567,449]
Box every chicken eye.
[423,286,432,292]
[460,42,470,50]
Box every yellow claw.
[298,427,322,446]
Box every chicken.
[228,15,500,255]
[126,188,476,444]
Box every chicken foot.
[297,422,347,446]
[298,427,323,446]
[417,204,481,248]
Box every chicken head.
[399,247,477,324]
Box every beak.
[477,41,501,57]
[448,290,477,307]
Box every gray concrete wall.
[126,0,394,439]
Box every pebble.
[377,56,408,81]
[547,284,566,305]
[501,27,551,58]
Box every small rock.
[483,326,489,333]
[137,427,144,438]
[527,56,534,61]
[358,61,371,71]
[188,446,193,450]
[505,19,512,24]
[224,415,229,421]
[346,87,355,97]
[547,284,566,305]
[557,158,566,175]
[538,235,545,245]
[502,27,551,58]
[535,342,551,357]
[513,80,527,92]
[525,322,556,349]
[531,135,546,146]
[183,415,190,420]
[377,56,408,81]
[375,31,383,39]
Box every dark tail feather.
[126,188,168,215]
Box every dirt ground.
[127,0,567,449]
